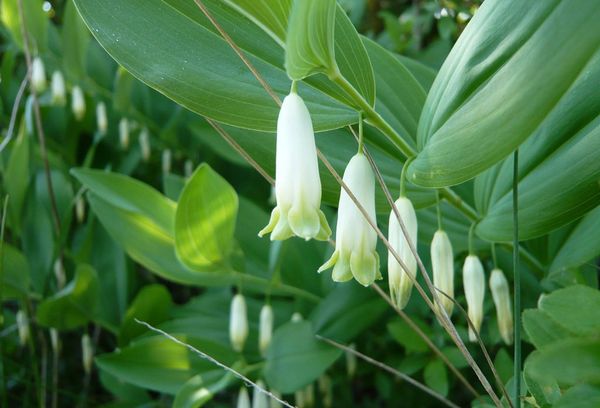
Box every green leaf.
[119,284,173,346]
[175,164,238,270]
[1,244,30,300]
[522,309,573,349]
[73,0,355,132]
[388,319,431,354]
[96,335,235,394]
[538,285,600,336]
[36,264,99,330]
[524,356,561,408]
[173,372,234,408]
[265,320,341,393]
[1,0,48,52]
[62,0,91,80]
[493,348,514,385]
[424,359,448,397]
[4,125,30,233]
[285,0,336,79]
[526,338,600,387]
[555,384,600,408]
[410,0,600,187]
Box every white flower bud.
[162,149,172,174]
[75,196,85,224]
[463,255,485,342]
[319,153,380,286]
[139,127,151,162]
[81,333,94,374]
[318,375,333,408]
[346,343,357,378]
[119,118,130,150]
[252,380,269,408]
[431,230,455,316]
[71,86,86,121]
[53,259,66,289]
[184,159,194,178]
[270,390,282,408]
[31,57,47,94]
[295,388,306,408]
[50,328,60,353]
[259,304,274,356]
[16,310,29,346]
[229,294,248,352]
[387,196,418,309]
[237,387,251,408]
[490,268,513,345]
[259,91,330,241]
[51,71,66,105]
[291,312,303,323]
[303,383,314,407]
[96,102,108,135]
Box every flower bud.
[270,390,282,408]
[119,118,130,150]
[318,375,333,408]
[31,57,47,93]
[346,343,357,378]
[16,310,29,346]
[462,255,485,342]
[252,380,269,408]
[81,333,94,374]
[54,259,66,289]
[259,304,274,356]
[71,86,86,121]
[303,383,314,407]
[184,159,194,178]
[139,127,151,162]
[387,196,418,309]
[229,294,248,352]
[51,71,66,105]
[50,328,60,353]
[237,387,251,408]
[295,388,306,408]
[162,149,172,174]
[490,268,513,345]
[75,196,85,224]
[259,91,330,241]
[96,102,108,135]
[431,230,455,316]
[291,312,303,323]
[319,153,381,286]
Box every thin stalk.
[357,112,365,154]
[399,159,411,197]
[436,190,443,230]
[0,74,29,153]
[513,150,521,407]
[468,223,476,255]
[0,197,8,407]
[491,243,498,269]
[317,335,461,408]
[51,333,59,408]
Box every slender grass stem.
[513,150,521,407]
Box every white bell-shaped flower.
[119,118,130,150]
[51,71,66,105]
[53,259,66,289]
[462,255,485,341]
[269,390,282,408]
[388,196,418,309]
[16,310,29,346]
[237,387,251,408]
[259,91,330,241]
[184,159,194,178]
[75,196,86,224]
[229,294,248,352]
[71,86,86,121]
[431,230,455,316]
[96,102,108,135]
[31,57,47,94]
[259,304,274,356]
[252,381,269,408]
[162,149,172,174]
[139,127,151,162]
[81,333,94,374]
[490,268,513,345]
[319,153,380,286]
[50,328,60,353]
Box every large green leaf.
[119,285,173,346]
[73,0,355,132]
[1,0,48,52]
[1,244,30,300]
[4,125,30,233]
[410,0,600,188]
[62,0,91,81]
[175,164,238,270]
[36,264,99,330]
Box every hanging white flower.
[81,333,94,374]
[463,255,485,341]
[319,153,380,286]
[139,127,151,162]
[71,86,86,121]
[431,230,455,316]
[96,102,108,135]
[229,294,248,352]
[269,390,282,408]
[237,387,251,408]
[259,304,274,356]
[50,328,60,353]
[252,381,269,408]
[16,310,29,346]
[31,57,47,94]
[119,118,130,150]
[259,90,330,241]
[51,71,66,105]
[53,259,66,289]
[490,268,513,345]
[184,159,194,178]
[162,149,172,174]
[387,196,418,309]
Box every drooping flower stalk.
[490,268,514,345]
[319,153,380,286]
[431,230,455,316]
[387,196,418,309]
[462,254,485,341]
[229,294,248,352]
[259,85,330,241]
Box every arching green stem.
[513,150,521,407]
